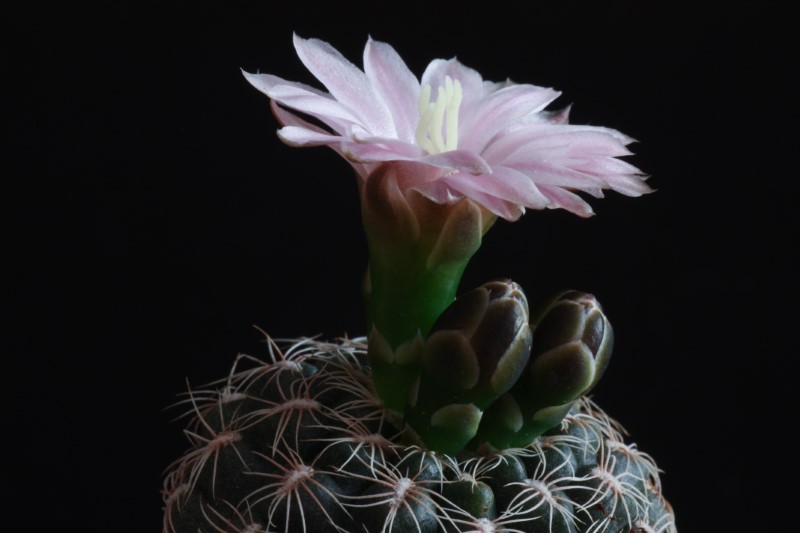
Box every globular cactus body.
[163,337,674,533]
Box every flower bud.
[471,291,614,450]
[526,291,613,405]
[404,280,533,454]
[424,279,533,407]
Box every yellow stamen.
[415,76,462,154]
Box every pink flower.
[244,35,650,220]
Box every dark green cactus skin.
[162,339,674,533]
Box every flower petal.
[448,166,553,209]
[349,131,424,156]
[421,58,485,103]
[244,71,359,133]
[242,70,329,99]
[408,178,456,204]
[507,160,611,190]
[483,125,634,164]
[277,126,346,147]
[271,100,344,147]
[270,100,326,132]
[442,178,524,220]
[293,34,395,137]
[271,101,375,177]
[570,161,652,196]
[342,138,424,161]
[537,185,595,217]
[343,144,491,176]
[266,84,362,133]
[363,38,421,144]
[566,156,642,177]
[420,150,492,175]
[459,84,562,152]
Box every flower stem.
[366,250,467,348]
[360,164,494,411]
[364,250,469,412]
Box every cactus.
[161,36,674,532]
[162,335,674,533]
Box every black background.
[7,2,794,531]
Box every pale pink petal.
[483,126,634,165]
[345,146,491,175]
[270,101,373,176]
[270,100,327,132]
[507,160,611,190]
[363,38,421,144]
[419,150,492,175]
[439,174,526,216]
[271,100,345,148]
[540,105,571,125]
[459,84,562,152]
[502,104,571,128]
[408,178,456,204]
[293,34,395,137]
[277,126,346,147]
[349,131,424,157]
[442,178,524,220]
[481,78,513,95]
[343,144,491,176]
[573,166,652,196]
[531,124,636,145]
[242,70,329,99]
[537,185,595,217]
[566,156,643,176]
[468,84,560,122]
[605,177,652,197]
[503,124,635,151]
[468,166,553,208]
[244,70,359,134]
[420,58,485,103]
[565,157,652,196]
[342,139,425,162]
[389,160,450,191]
[267,84,362,132]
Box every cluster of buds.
[401,281,613,453]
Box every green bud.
[425,279,533,407]
[471,291,614,450]
[404,280,533,454]
[527,291,613,405]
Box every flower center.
[415,76,462,154]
